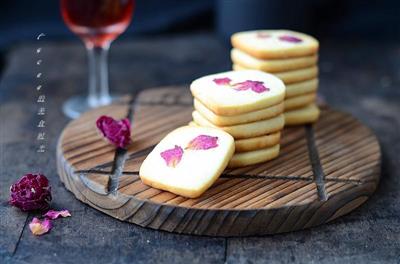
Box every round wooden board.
[57,86,381,236]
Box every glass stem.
[87,44,111,108]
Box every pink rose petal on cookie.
[96,115,131,149]
[278,35,303,43]
[213,77,232,85]
[256,32,271,38]
[43,209,71,220]
[160,145,184,168]
[233,80,269,93]
[186,135,219,150]
[29,217,52,236]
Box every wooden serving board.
[57,86,381,236]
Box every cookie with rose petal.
[284,104,320,125]
[284,93,317,111]
[186,121,280,152]
[228,144,280,168]
[194,99,284,126]
[234,132,281,152]
[231,48,318,73]
[286,78,318,98]
[233,64,318,84]
[190,70,285,116]
[192,111,284,139]
[139,126,235,198]
[231,30,319,59]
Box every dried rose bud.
[9,173,52,212]
[96,115,132,149]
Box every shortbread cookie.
[190,70,285,116]
[235,132,281,152]
[231,30,319,59]
[139,126,235,198]
[189,120,281,152]
[188,121,198,127]
[194,99,283,126]
[192,111,284,139]
[284,104,320,125]
[286,78,318,98]
[231,49,318,73]
[284,93,317,111]
[233,64,318,84]
[228,144,280,168]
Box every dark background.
[0,0,399,48]
[0,0,399,74]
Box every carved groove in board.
[305,124,328,201]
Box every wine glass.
[60,0,134,118]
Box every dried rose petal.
[96,115,131,149]
[256,32,271,38]
[9,173,52,212]
[186,135,219,150]
[43,209,71,220]
[213,77,232,85]
[233,80,269,93]
[278,35,303,43]
[29,217,52,236]
[160,145,184,168]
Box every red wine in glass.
[61,0,134,118]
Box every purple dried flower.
[9,173,52,212]
[96,115,131,148]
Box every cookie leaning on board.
[139,126,235,198]
[231,29,320,125]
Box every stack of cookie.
[231,29,320,125]
[190,70,286,168]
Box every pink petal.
[233,82,250,91]
[29,217,52,236]
[43,209,71,220]
[278,35,303,43]
[213,77,232,85]
[160,145,184,168]
[251,83,269,93]
[96,116,132,148]
[233,80,269,93]
[256,32,271,38]
[186,135,219,150]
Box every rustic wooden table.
[0,33,399,263]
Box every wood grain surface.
[57,86,380,236]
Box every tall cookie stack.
[231,29,320,125]
[190,70,286,168]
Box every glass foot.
[63,95,120,119]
